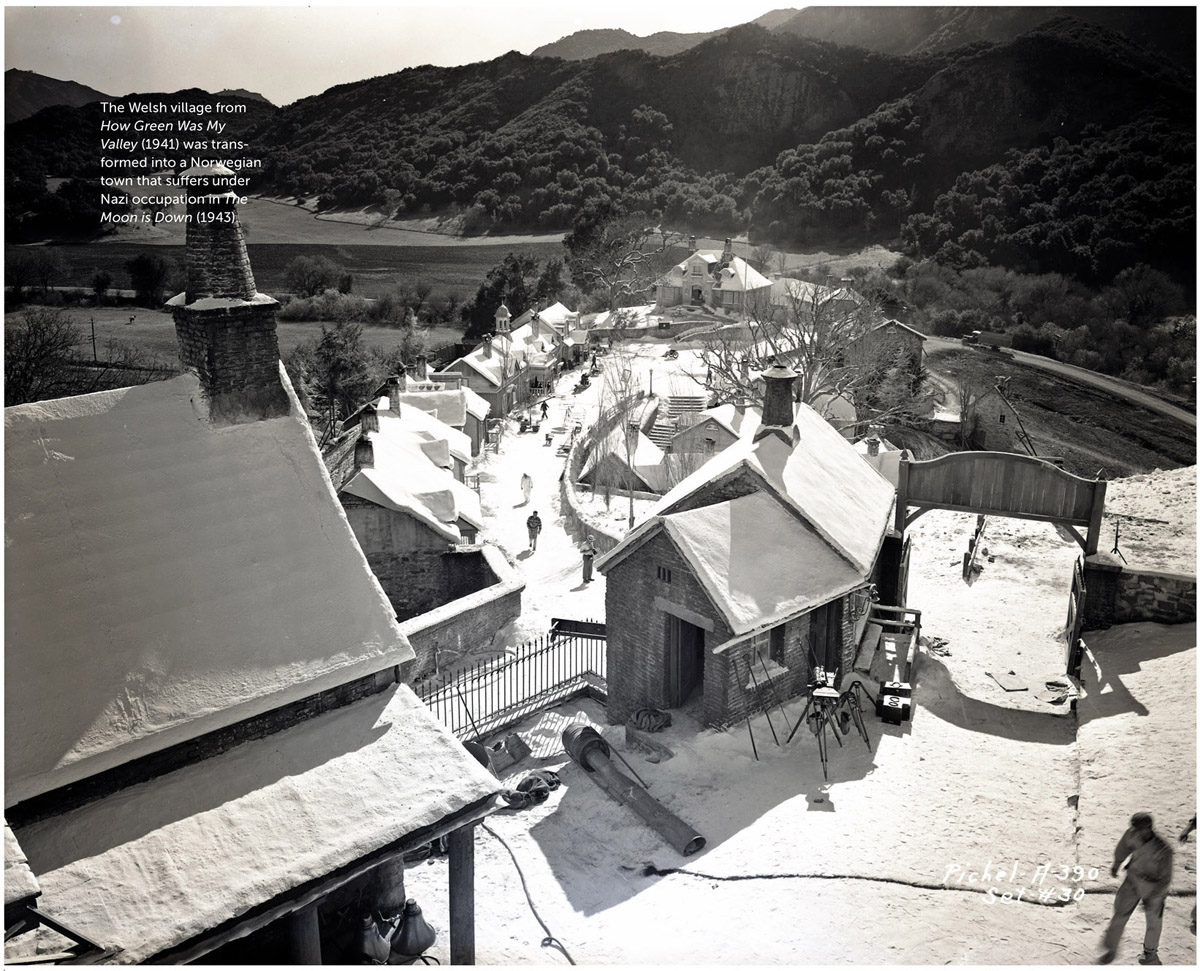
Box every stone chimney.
[386,373,405,408]
[753,365,799,446]
[167,163,288,423]
[360,403,379,433]
[354,431,374,470]
[688,235,696,251]
[481,333,493,358]
[866,423,883,457]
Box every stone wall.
[603,528,826,728]
[1082,553,1196,630]
[398,545,526,681]
[171,302,289,422]
[559,436,625,554]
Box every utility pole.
[90,316,98,362]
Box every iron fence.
[413,619,606,739]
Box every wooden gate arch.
[895,452,1107,554]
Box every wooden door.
[666,615,704,707]
[810,599,844,673]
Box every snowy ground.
[406,339,1196,965]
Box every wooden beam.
[449,825,477,966]
[903,505,935,529]
[285,906,322,965]
[1085,478,1107,555]
[1060,524,1087,552]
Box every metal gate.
[1065,556,1087,677]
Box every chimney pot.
[354,432,374,470]
[867,436,880,457]
[361,403,379,433]
[754,364,798,441]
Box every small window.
[692,262,703,276]
[748,627,785,669]
[998,413,1006,424]
[656,565,672,584]
[704,438,716,453]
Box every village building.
[846,317,928,370]
[595,366,899,729]
[3,165,499,965]
[654,238,772,315]
[437,304,529,416]
[337,401,487,621]
[768,277,866,321]
[390,379,492,456]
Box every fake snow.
[407,343,1196,964]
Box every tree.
[5,307,177,406]
[285,321,379,443]
[696,284,933,431]
[283,255,345,298]
[125,253,174,305]
[91,270,113,303]
[590,344,653,529]
[1098,264,1187,329]
[564,205,683,311]
[462,252,566,339]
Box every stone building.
[438,304,529,415]
[596,366,898,729]
[654,238,772,314]
[4,165,498,964]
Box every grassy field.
[34,239,565,302]
[4,305,464,363]
[926,348,1195,478]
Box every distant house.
[4,166,498,965]
[847,317,927,369]
[769,278,865,321]
[437,304,529,415]
[580,421,668,494]
[654,238,772,315]
[596,366,898,729]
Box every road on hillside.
[924,336,1196,429]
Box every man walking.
[1099,812,1174,965]
[580,534,597,582]
[540,399,549,421]
[526,510,542,551]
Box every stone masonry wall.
[173,303,283,398]
[1083,553,1196,630]
[604,531,731,725]
[399,545,525,681]
[185,191,256,300]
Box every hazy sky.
[5,2,796,106]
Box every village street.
[403,342,1197,966]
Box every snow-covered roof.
[624,402,895,575]
[715,256,771,293]
[663,492,865,636]
[343,414,483,539]
[451,338,524,388]
[855,437,905,487]
[4,370,414,804]
[580,424,666,492]
[392,388,490,426]
[378,397,471,466]
[679,403,763,441]
[869,318,928,341]
[4,824,38,906]
[11,685,498,963]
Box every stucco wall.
[1082,553,1197,630]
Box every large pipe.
[562,725,706,856]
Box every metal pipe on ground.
[562,725,705,857]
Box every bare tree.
[695,283,935,431]
[566,216,684,312]
[5,308,178,406]
[590,345,652,528]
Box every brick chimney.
[688,235,696,251]
[753,365,799,446]
[866,423,883,457]
[481,333,493,358]
[722,237,733,262]
[167,163,288,423]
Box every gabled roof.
[580,424,667,492]
[678,403,763,442]
[379,397,471,465]
[663,492,865,636]
[4,369,414,804]
[869,317,928,341]
[449,338,524,388]
[639,402,895,575]
[392,388,491,427]
[715,256,771,293]
[342,414,483,538]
